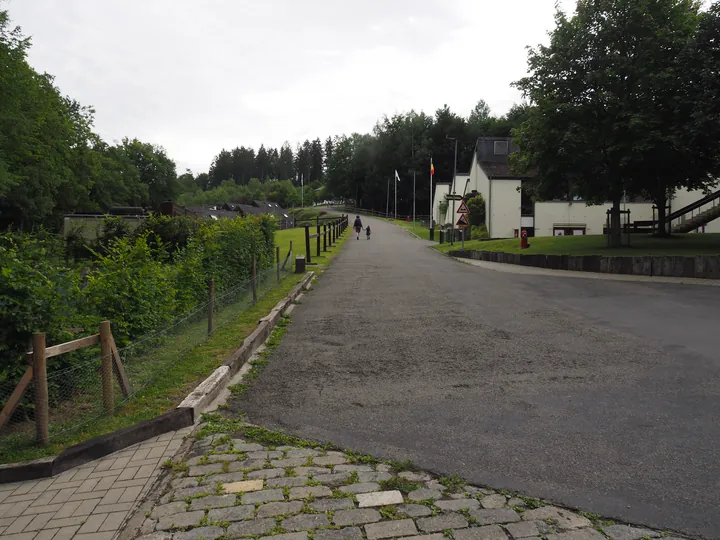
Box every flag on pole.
[395,170,401,183]
[430,159,434,176]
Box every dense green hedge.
[0,214,276,401]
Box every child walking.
[365,225,371,240]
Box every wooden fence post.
[99,321,114,415]
[323,225,327,252]
[290,240,293,272]
[276,246,281,283]
[316,223,321,257]
[208,279,215,335]
[252,254,257,302]
[304,226,311,264]
[32,333,49,445]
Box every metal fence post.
[252,254,257,302]
[32,332,49,445]
[316,223,321,257]
[208,279,215,335]
[276,246,281,283]
[305,226,312,264]
[100,321,114,415]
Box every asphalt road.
[233,217,720,538]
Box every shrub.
[470,225,489,240]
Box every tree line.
[196,103,529,215]
[0,10,180,231]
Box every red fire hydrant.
[520,229,529,249]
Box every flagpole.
[430,158,433,231]
[386,176,390,218]
[394,172,397,220]
[301,174,304,207]
[413,171,416,228]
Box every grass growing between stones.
[378,477,422,494]
[439,473,466,493]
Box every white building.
[432,137,720,238]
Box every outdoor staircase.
[628,189,720,234]
[672,202,720,233]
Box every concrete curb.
[178,271,315,421]
[0,272,315,484]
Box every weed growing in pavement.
[388,459,417,472]
[344,449,382,466]
[195,413,245,440]
[442,529,454,539]
[578,511,616,527]
[344,472,360,485]
[378,477,421,493]
[518,496,543,509]
[379,506,402,520]
[439,473,465,493]
[161,459,189,473]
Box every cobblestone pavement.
[0,428,191,540]
[132,425,690,540]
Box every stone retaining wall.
[449,250,720,279]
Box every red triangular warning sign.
[456,214,469,227]
[456,201,470,214]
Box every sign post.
[456,203,470,250]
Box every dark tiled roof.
[476,137,534,179]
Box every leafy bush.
[466,195,486,226]
[0,214,276,394]
[470,225,489,240]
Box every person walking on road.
[365,224,371,240]
[353,215,363,240]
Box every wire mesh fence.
[0,258,294,459]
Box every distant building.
[432,137,720,238]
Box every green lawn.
[276,221,349,268]
[0,226,349,465]
[431,233,720,256]
[390,220,437,242]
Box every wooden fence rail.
[303,215,348,264]
[0,321,130,445]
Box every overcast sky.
[8,0,575,174]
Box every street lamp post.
[446,135,458,245]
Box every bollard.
[429,228,435,241]
[295,254,306,274]
[32,332,49,445]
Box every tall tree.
[294,140,312,185]
[208,149,233,188]
[230,146,255,185]
[513,0,709,244]
[119,138,178,206]
[310,138,324,183]
[267,147,280,180]
[255,145,270,180]
[278,143,294,180]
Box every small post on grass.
[276,246,281,283]
[208,279,215,335]
[32,332,49,445]
[461,227,465,250]
[323,224,327,252]
[316,222,321,257]
[290,240,294,271]
[251,254,257,303]
[304,226,312,264]
[99,321,114,415]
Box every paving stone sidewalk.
[0,427,192,540]
[132,425,689,540]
